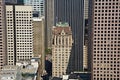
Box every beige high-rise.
[6,5,33,65]
[91,0,120,80]
[83,45,88,70]
[0,0,7,70]
[52,23,73,77]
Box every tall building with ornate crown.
[52,22,73,77]
[45,0,84,73]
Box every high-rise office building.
[6,5,33,65]
[33,17,45,78]
[45,0,84,73]
[84,0,89,39]
[33,17,45,57]
[83,45,88,70]
[52,22,73,77]
[0,0,7,70]
[24,0,44,17]
[91,0,120,80]
[45,0,54,49]
[84,0,89,71]
[84,0,89,20]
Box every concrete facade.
[32,18,45,79]
[6,5,33,65]
[91,0,120,80]
[83,45,88,70]
[33,18,45,58]
[0,0,7,70]
[45,0,54,48]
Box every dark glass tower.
[54,0,84,73]
[5,0,17,4]
[45,0,84,73]
[17,0,24,4]
[5,0,24,4]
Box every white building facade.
[6,5,33,65]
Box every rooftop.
[56,22,69,27]
[53,24,72,35]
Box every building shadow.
[66,43,75,74]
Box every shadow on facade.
[66,43,75,74]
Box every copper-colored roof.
[52,26,72,35]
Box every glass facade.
[24,0,44,17]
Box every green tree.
[45,48,52,55]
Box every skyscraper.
[84,0,89,71]
[6,5,33,65]
[90,0,120,80]
[45,0,84,73]
[45,0,54,48]
[33,18,45,57]
[84,0,89,41]
[24,0,44,17]
[83,45,88,70]
[32,17,45,78]
[0,0,7,69]
[52,22,73,77]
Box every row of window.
[94,27,119,29]
[95,2,119,5]
[94,38,120,40]
[95,17,120,19]
[94,34,120,36]
[95,0,119,1]
[94,52,120,54]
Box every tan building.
[52,22,73,77]
[33,17,45,57]
[32,17,45,79]
[91,0,120,80]
[83,45,88,70]
[0,0,7,70]
[6,5,33,65]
